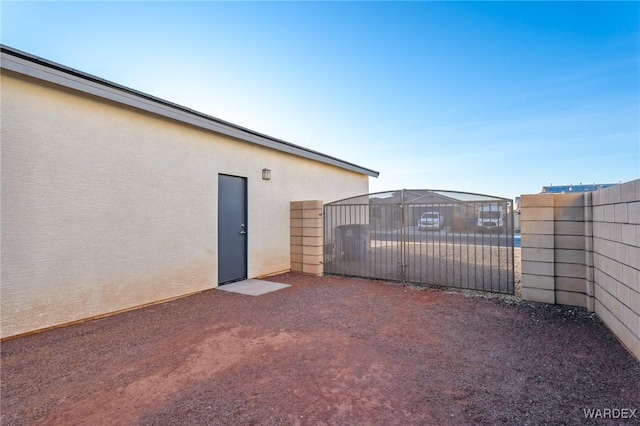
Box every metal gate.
[323,189,515,294]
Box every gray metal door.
[218,174,247,284]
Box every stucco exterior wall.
[1,70,369,338]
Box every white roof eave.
[1,45,379,178]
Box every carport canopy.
[327,189,512,206]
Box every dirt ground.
[2,272,638,425]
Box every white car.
[477,205,505,233]
[417,212,444,231]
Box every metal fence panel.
[323,190,515,294]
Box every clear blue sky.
[2,1,638,200]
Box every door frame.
[218,174,248,285]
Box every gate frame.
[323,189,516,294]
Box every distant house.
[541,184,616,194]
[337,189,497,231]
[0,45,378,339]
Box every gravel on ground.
[1,272,638,425]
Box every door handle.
[240,224,247,235]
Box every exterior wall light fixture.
[262,168,271,180]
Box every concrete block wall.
[555,193,593,309]
[291,200,324,275]
[520,194,557,304]
[521,179,639,361]
[521,193,592,308]
[591,180,639,361]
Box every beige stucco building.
[1,46,378,339]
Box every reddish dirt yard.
[2,273,639,425]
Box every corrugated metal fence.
[323,190,515,294]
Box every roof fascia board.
[1,48,379,178]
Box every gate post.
[290,200,324,275]
[521,194,556,304]
[521,192,592,308]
